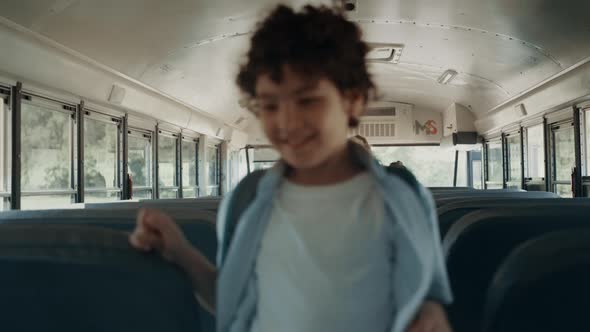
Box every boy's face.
[254,66,363,170]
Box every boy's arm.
[177,246,218,314]
[407,301,452,332]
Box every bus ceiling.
[0,0,589,143]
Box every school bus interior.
[0,0,589,331]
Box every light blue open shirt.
[215,143,453,332]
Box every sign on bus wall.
[410,108,442,143]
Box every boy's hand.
[129,208,192,264]
[407,301,452,332]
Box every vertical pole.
[483,141,488,189]
[453,150,459,187]
[543,117,551,192]
[10,82,22,210]
[520,128,526,190]
[76,101,85,203]
[501,133,507,189]
[177,135,183,199]
[153,125,159,199]
[195,139,200,197]
[573,108,583,197]
[121,114,129,199]
[245,145,251,174]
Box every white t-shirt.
[250,172,395,332]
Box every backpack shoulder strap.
[384,165,421,195]
[221,169,267,263]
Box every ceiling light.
[366,43,404,64]
[437,69,458,85]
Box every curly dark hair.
[237,5,375,102]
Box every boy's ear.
[344,90,366,121]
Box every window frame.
[548,119,576,197]
[504,129,524,189]
[128,128,154,199]
[0,89,10,210]
[157,131,180,198]
[83,110,123,202]
[181,137,199,198]
[19,94,77,208]
[484,137,504,189]
[206,144,221,196]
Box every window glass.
[553,126,575,182]
[85,191,119,204]
[21,195,73,210]
[21,102,72,191]
[132,189,153,200]
[182,140,198,198]
[585,111,590,175]
[253,162,276,171]
[526,124,545,178]
[158,135,177,188]
[372,146,456,187]
[128,133,152,199]
[84,116,119,202]
[506,135,522,187]
[472,160,483,189]
[0,98,9,211]
[486,142,503,184]
[456,151,468,187]
[207,145,219,187]
[159,188,178,199]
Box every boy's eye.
[296,97,321,108]
[260,102,279,113]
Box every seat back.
[0,209,217,332]
[434,190,558,207]
[0,224,202,332]
[86,198,221,212]
[443,207,590,332]
[437,198,590,238]
[483,229,590,332]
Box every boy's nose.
[277,102,303,136]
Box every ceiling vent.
[367,44,404,64]
[364,107,396,117]
[351,122,396,138]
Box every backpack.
[220,165,420,263]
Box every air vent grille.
[351,123,395,138]
[364,108,396,117]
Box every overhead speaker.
[515,103,527,117]
[108,85,126,104]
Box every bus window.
[21,99,75,210]
[128,130,152,199]
[158,133,179,199]
[485,141,503,189]
[0,96,9,210]
[524,124,546,191]
[206,145,220,196]
[373,146,457,187]
[585,109,590,175]
[505,133,522,189]
[84,113,120,203]
[228,150,246,190]
[456,151,468,187]
[526,124,545,178]
[250,147,278,171]
[182,139,198,198]
[471,156,483,189]
[550,122,575,197]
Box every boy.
[130,5,452,332]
